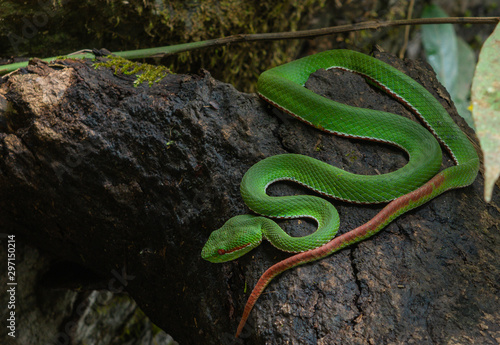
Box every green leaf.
[471,22,500,202]
[421,5,458,95]
[421,4,476,128]
[453,37,477,128]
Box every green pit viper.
[200,49,479,337]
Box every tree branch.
[1,16,498,75]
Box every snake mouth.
[202,241,258,263]
[219,242,253,255]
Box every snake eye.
[217,249,225,255]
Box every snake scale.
[201,49,479,337]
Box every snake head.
[201,215,263,263]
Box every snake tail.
[236,170,463,337]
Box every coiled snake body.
[201,50,479,337]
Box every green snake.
[200,49,479,337]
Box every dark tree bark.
[0,51,498,345]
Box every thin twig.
[233,17,499,42]
[1,16,498,75]
[399,0,416,58]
